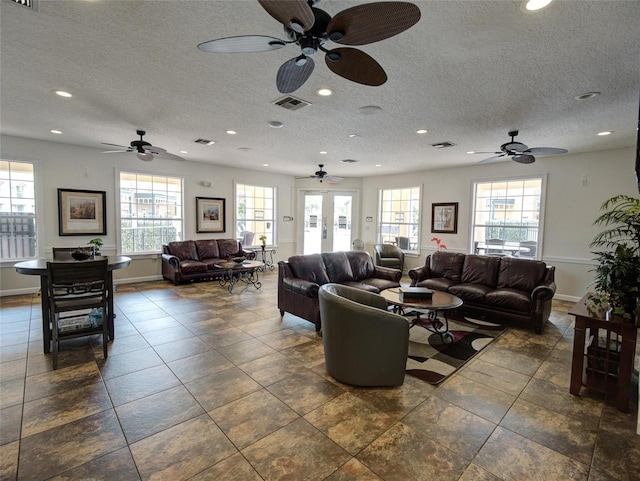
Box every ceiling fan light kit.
[198,0,421,93]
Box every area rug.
[405,313,507,384]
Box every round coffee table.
[215,260,263,293]
[380,288,463,343]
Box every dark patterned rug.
[405,313,507,384]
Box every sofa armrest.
[408,265,431,285]
[162,253,181,270]
[282,277,320,298]
[373,265,402,282]
[532,281,556,302]
[240,248,256,260]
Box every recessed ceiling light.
[263,163,269,167]
[268,121,284,128]
[54,90,72,98]
[317,88,332,96]
[50,129,62,134]
[226,130,237,135]
[523,0,553,11]
[416,129,428,134]
[358,105,382,115]
[466,151,476,154]
[375,164,382,167]
[575,92,600,100]
[238,147,251,151]
[319,151,327,155]
[348,133,359,138]
[179,151,188,154]
[597,131,613,136]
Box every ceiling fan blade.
[478,154,507,164]
[324,175,344,184]
[156,151,186,162]
[327,2,421,46]
[525,147,568,156]
[276,56,315,93]
[197,35,287,53]
[258,0,314,33]
[325,48,387,86]
[101,142,130,149]
[512,154,536,164]
[143,145,167,154]
[101,150,131,154]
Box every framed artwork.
[196,197,226,233]
[58,188,106,236]
[431,202,458,234]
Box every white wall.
[1,134,637,300]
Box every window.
[235,183,275,247]
[471,176,545,258]
[0,161,36,260]
[118,172,183,254]
[379,186,421,252]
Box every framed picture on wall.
[431,202,458,234]
[58,188,107,236]
[196,197,226,233]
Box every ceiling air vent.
[340,159,358,163]
[272,95,312,111]
[431,141,456,149]
[194,138,216,145]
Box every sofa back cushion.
[461,255,500,286]
[168,241,199,261]
[322,252,355,283]
[288,254,331,285]
[195,239,220,260]
[497,257,547,292]
[346,251,375,281]
[429,251,465,281]
[217,239,240,258]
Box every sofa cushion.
[429,251,465,282]
[288,254,331,285]
[485,288,531,312]
[497,257,546,292]
[201,258,225,270]
[168,241,199,261]
[358,277,400,292]
[218,239,240,258]
[345,251,375,281]
[195,239,220,259]
[415,277,457,291]
[341,280,380,293]
[461,255,500,287]
[322,252,355,283]
[179,259,208,274]
[449,283,494,303]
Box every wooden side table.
[569,293,638,412]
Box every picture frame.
[58,188,106,236]
[196,197,226,233]
[431,202,458,234]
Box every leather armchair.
[318,283,409,387]
[373,243,405,271]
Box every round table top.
[15,255,132,275]
[215,260,263,270]
[381,288,463,310]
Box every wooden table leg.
[106,271,115,341]
[616,325,636,412]
[39,275,51,353]
[570,317,586,395]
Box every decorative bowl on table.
[71,248,92,261]
[231,256,246,264]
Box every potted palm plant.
[589,195,640,320]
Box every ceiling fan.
[297,164,344,183]
[101,130,185,162]
[476,130,568,164]
[197,0,421,94]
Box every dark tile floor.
[1,270,638,480]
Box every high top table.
[15,256,131,353]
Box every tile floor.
[0,270,638,481]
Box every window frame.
[234,182,276,248]
[470,174,547,259]
[0,159,38,261]
[378,186,422,254]
[116,169,185,255]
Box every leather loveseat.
[278,251,402,331]
[409,251,556,333]
[162,239,255,285]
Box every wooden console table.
[569,293,638,412]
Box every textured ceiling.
[1,0,639,179]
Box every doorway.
[299,190,358,255]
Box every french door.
[299,190,358,254]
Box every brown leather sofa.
[409,251,556,333]
[278,251,402,331]
[162,239,255,285]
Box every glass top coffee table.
[215,260,263,293]
[380,288,463,343]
